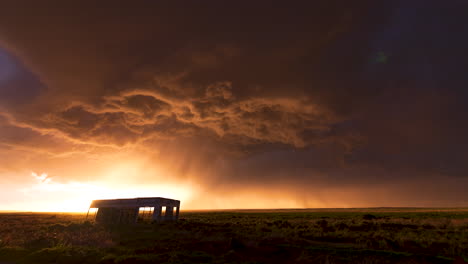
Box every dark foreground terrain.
[0,209,468,264]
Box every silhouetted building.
[87,197,180,224]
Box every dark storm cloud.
[1,0,468,205]
[0,48,45,106]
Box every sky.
[0,1,467,212]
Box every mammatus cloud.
[41,83,341,149]
[0,1,467,210]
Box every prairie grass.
[0,209,467,263]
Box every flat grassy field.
[1,208,468,263]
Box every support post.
[133,207,139,224]
[86,207,91,220]
[165,206,174,221]
[94,208,98,221]
[152,205,162,222]
[117,209,122,224]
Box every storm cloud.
[0,0,467,209]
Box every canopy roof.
[90,197,180,208]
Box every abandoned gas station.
[87,197,180,224]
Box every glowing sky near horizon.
[0,1,468,212]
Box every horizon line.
[2,206,468,214]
